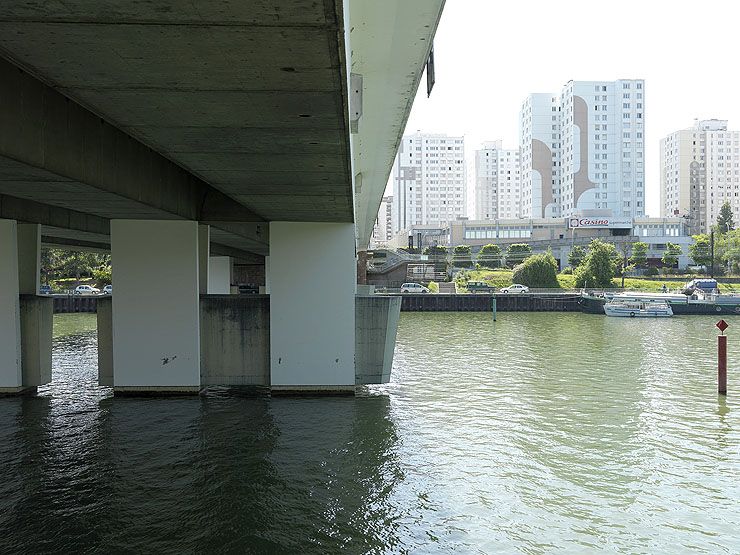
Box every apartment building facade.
[661,119,740,233]
[391,132,466,233]
[474,141,521,220]
[520,79,646,219]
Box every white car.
[101,285,112,295]
[400,282,429,293]
[74,284,100,295]
[500,284,529,294]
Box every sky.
[401,0,740,218]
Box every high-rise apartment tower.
[391,132,466,233]
[661,119,740,234]
[474,141,521,220]
[519,79,646,219]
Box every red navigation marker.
[717,319,729,334]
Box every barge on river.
[580,289,740,316]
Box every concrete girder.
[0,57,264,223]
[0,0,354,224]
[347,0,446,249]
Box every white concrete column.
[207,256,232,294]
[198,224,210,295]
[17,223,40,295]
[110,220,201,393]
[269,222,356,393]
[0,219,22,392]
[262,255,271,294]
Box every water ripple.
[0,313,739,553]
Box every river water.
[1,312,738,554]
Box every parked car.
[400,282,429,293]
[101,285,112,295]
[74,284,100,295]
[500,284,529,294]
[39,284,52,295]
[466,280,494,293]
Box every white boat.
[603,300,673,318]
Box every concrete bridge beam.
[110,220,201,394]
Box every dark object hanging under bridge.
[426,45,435,97]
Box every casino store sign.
[568,217,632,229]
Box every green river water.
[0,312,738,553]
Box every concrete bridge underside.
[0,0,445,394]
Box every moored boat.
[603,300,673,318]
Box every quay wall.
[400,293,582,312]
[53,295,98,313]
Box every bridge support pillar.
[17,224,41,294]
[110,220,201,394]
[198,224,210,295]
[208,256,232,294]
[0,219,23,393]
[0,220,50,394]
[269,222,356,394]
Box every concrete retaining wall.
[200,295,270,386]
[20,295,52,387]
[355,295,401,384]
[400,293,582,312]
[53,295,98,313]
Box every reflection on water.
[0,312,739,553]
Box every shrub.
[478,244,503,268]
[505,243,532,268]
[427,281,439,293]
[644,266,659,276]
[561,266,573,275]
[452,245,473,268]
[511,252,560,288]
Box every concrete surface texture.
[110,220,201,391]
[200,296,270,386]
[0,219,22,390]
[355,295,401,384]
[208,257,232,295]
[19,295,52,387]
[269,222,356,391]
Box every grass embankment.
[453,269,740,293]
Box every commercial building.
[449,216,689,268]
[520,79,646,219]
[660,119,740,233]
[474,141,521,220]
[391,132,466,233]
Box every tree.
[512,252,560,288]
[567,245,586,269]
[717,201,736,234]
[662,242,682,268]
[720,229,740,273]
[574,239,617,288]
[505,243,532,268]
[477,244,502,269]
[688,234,712,268]
[628,241,648,269]
[452,245,473,268]
[40,248,111,282]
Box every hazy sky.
[402,0,740,217]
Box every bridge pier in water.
[0,220,52,394]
